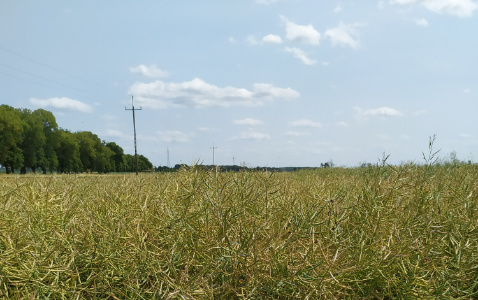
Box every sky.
[1,0,477,168]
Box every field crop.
[1,163,478,299]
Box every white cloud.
[105,129,127,138]
[334,5,343,12]
[288,119,322,128]
[285,47,317,65]
[247,35,260,45]
[415,18,429,26]
[130,64,169,78]
[391,0,478,17]
[228,36,237,44]
[355,107,403,117]
[198,127,218,132]
[280,16,321,45]
[157,130,193,143]
[262,34,283,44]
[324,22,361,49]
[232,130,271,141]
[30,97,93,113]
[129,78,300,109]
[255,0,280,4]
[285,131,310,137]
[234,118,264,126]
[336,121,349,127]
[391,0,416,4]
[423,0,478,17]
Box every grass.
[1,162,478,299]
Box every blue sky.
[1,0,477,167]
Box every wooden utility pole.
[125,96,142,175]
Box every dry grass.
[1,163,478,299]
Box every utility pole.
[167,147,170,168]
[211,143,218,165]
[232,155,236,165]
[125,96,142,175]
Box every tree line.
[0,105,153,174]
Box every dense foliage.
[1,163,477,298]
[0,105,153,173]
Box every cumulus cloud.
[105,129,128,138]
[391,0,478,17]
[198,127,218,132]
[280,16,321,45]
[30,97,93,113]
[288,119,322,128]
[231,130,271,141]
[391,0,417,3]
[423,0,478,16]
[157,130,193,143]
[415,18,429,26]
[284,47,317,65]
[234,118,264,126]
[355,107,403,118]
[249,34,283,45]
[247,35,260,45]
[324,22,361,49]
[130,64,169,78]
[262,34,283,44]
[128,78,300,109]
[285,131,310,137]
[255,0,281,4]
[336,121,349,127]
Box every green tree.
[18,108,47,174]
[123,154,135,172]
[138,154,153,171]
[122,154,153,173]
[35,109,60,173]
[0,105,24,173]
[106,142,125,172]
[95,142,115,173]
[76,131,99,172]
[57,129,82,173]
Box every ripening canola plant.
[1,162,478,299]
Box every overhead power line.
[0,46,107,89]
[0,62,106,99]
[0,46,111,101]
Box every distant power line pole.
[233,155,236,165]
[211,143,218,165]
[167,147,170,168]
[125,96,142,175]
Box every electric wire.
[0,46,113,101]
